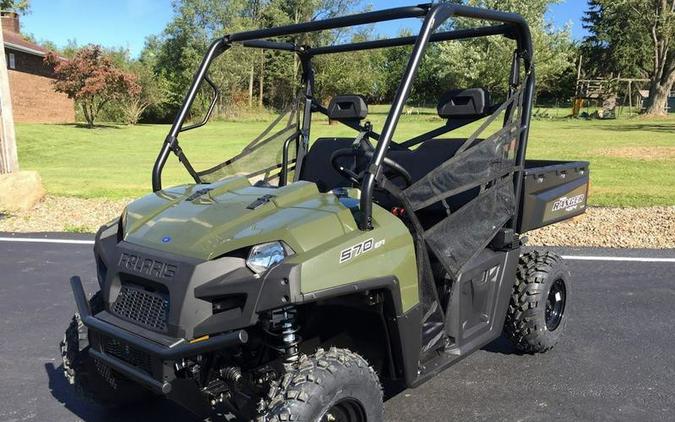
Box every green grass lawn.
[15,108,675,207]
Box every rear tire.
[60,291,156,408]
[261,347,383,421]
[504,251,571,353]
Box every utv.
[61,3,590,421]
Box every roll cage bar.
[152,2,534,231]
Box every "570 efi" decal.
[339,238,385,263]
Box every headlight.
[246,241,288,274]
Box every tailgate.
[517,160,590,233]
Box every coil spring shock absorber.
[264,306,300,364]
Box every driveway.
[1,234,674,421]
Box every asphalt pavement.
[1,234,674,421]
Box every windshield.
[193,95,301,186]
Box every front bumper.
[70,276,248,394]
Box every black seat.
[299,137,355,192]
[301,89,489,214]
[437,87,490,118]
[301,139,466,188]
[326,95,368,121]
[387,139,466,182]
[374,139,479,217]
[300,95,370,191]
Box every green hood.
[122,177,358,260]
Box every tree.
[278,0,362,97]
[583,0,675,116]
[148,0,247,116]
[314,30,386,102]
[121,61,168,125]
[430,0,575,102]
[144,0,574,116]
[145,0,365,116]
[45,45,140,127]
[0,0,30,14]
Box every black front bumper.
[70,276,248,394]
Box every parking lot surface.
[1,235,674,421]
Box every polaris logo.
[551,194,585,212]
[339,238,385,263]
[118,252,177,279]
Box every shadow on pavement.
[45,362,204,422]
[481,335,525,355]
[44,336,522,421]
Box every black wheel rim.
[545,278,566,331]
[321,398,367,422]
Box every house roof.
[3,29,49,57]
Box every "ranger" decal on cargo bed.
[551,194,585,212]
[339,238,385,263]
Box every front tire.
[60,291,155,408]
[261,347,383,421]
[504,251,571,353]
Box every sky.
[20,0,589,58]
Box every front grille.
[101,336,153,374]
[111,284,169,332]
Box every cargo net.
[196,95,302,186]
[383,85,526,357]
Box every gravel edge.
[1,196,673,249]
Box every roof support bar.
[227,5,430,43]
[308,24,513,56]
[241,39,299,52]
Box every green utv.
[61,3,590,421]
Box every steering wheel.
[330,140,412,188]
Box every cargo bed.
[517,160,590,233]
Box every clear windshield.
[193,95,301,186]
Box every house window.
[7,53,15,69]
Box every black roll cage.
[152,2,534,231]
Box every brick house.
[2,11,75,123]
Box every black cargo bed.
[517,160,590,233]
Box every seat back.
[387,139,465,182]
[326,95,368,121]
[437,88,490,118]
[374,139,479,215]
[299,138,355,192]
[301,137,479,209]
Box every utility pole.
[0,26,18,174]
